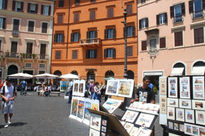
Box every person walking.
[20,80,27,96]
[1,78,17,128]
[92,82,103,102]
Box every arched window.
[193,61,205,67]
[105,70,114,78]
[127,70,134,79]
[171,62,186,76]
[7,65,18,75]
[53,70,62,85]
[191,60,205,75]
[87,71,95,81]
[53,70,62,76]
[71,70,78,75]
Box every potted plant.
[32,54,36,59]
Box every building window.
[107,7,113,18]
[160,37,166,48]
[13,1,24,12]
[86,49,97,59]
[28,21,34,32]
[41,22,48,33]
[194,27,204,44]
[140,0,146,3]
[39,64,45,68]
[90,0,95,3]
[127,26,135,37]
[11,41,17,55]
[41,5,50,16]
[74,12,79,23]
[105,28,116,39]
[0,40,2,51]
[25,63,32,68]
[54,33,64,43]
[189,0,203,19]
[71,32,80,42]
[13,19,20,31]
[157,13,167,25]
[139,18,148,29]
[75,0,80,6]
[57,14,63,24]
[170,3,185,23]
[27,3,38,14]
[90,10,96,20]
[126,4,132,15]
[87,30,97,39]
[26,42,33,58]
[58,0,64,7]
[0,17,6,29]
[40,44,46,59]
[104,48,116,58]
[174,31,183,46]
[127,46,133,56]
[149,38,157,50]
[0,0,7,9]
[141,41,147,51]
[55,50,61,59]
[72,50,78,59]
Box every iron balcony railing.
[80,38,102,46]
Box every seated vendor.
[130,76,155,104]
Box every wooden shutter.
[27,3,30,12]
[87,31,89,39]
[160,37,166,48]
[175,31,183,46]
[54,34,57,43]
[94,49,97,58]
[12,1,16,11]
[21,2,24,12]
[35,4,38,13]
[139,19,142,29]
[62,34,65,43]
[104,49,107,58]
[95,30,97,38]
[145,18,148,28]
[41,5,43,14]
[49,6,51,16]
[113,48,116,58]
[71,33,74,42]
[141,41,147,50]
[189,1,193,13]
[78,32,81,41]
[170,6,174,18]
[132,26,135,36]
[3,18,6,29]
[4,0,8,9]
[104,29,107,39]
[203,0,205,10]
[156,14,159,25]
[181,3,185,16]
[113,29,116,39]
[164,13,167,24]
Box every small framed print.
[192,125,199,136]
[168,121,173,129]
[179,99,191,109]
[168,77,178,98]
[129,127,139,136]
[89,128,100,136]
[185,109,195,123]
[135,113,155,128]
[90,114,102,131]
[102,119,107,127]
[159,76,167,95]
[124,122,134,133]
[196,110,205,126]
[101,126,107,133]
[121,110,139,123]
[179,124,184,132]
[167,98,178,107]
[100,132,106,136]
[167,107,175,120]
[160,96,167,114]
[176,108,184,122]
[199,126,205,136]
[192,76,205,100]
[192,100,205,111]
[179,76,191,99]
[174,123,179,131]
[184,123,192,135]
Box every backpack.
[1,86,16,102]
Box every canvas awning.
[170,68,184,76]
[191,67,205,75]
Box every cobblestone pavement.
[0,92,163,136]
[0,92,89,136]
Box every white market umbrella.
[8,72,33,79]
[35,73,59,79]
[60,73,79,79]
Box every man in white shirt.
[1,78,17,128]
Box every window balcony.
[80,38,102,47]
[173,16,183,23]
[5,52,20,58]
[193,10,204,19]
[12,30,19,37]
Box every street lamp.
[122,9,128,79]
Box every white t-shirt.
[1,85,16,99]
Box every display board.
[69,97,99,125]
[102,98,123,113]
[105,79,134,98]
[72,80,86,97]
[159,75,205,136]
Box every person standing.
[68,80,73,103]
[20,80,27,96]
[1,78,17,128]
[130,76,155,104]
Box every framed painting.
[89,128,100,136]
[105,80,119,96]
[196,110,205,126]
[167,107,175,120]
[124,122,134,133]
[192,76,205,100]
[135,113,155,128]
[176,108,184,122]
[179,99,191,109]
[159,76,167,95]
[184,123,192,135]
[117,79,134,98]
[179,76,191,99]
[168,77,178,98]
[167,98,178,107]
[90,114,102,131]
[185,109,195,123]
[192,100,205,111]
[121,110,139,123]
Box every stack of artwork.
[72,80,86,97]
[70,97,99,125]
[102,98,123,113]
[160,76,205,136]
[105,79,134,98]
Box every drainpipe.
[66,0,71,59]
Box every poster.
[71,98,78,117]
[193,76,205,99]
[77,100,85,119]
[168,77,178,98]
[179,77,190,99]
[102,98,122,113]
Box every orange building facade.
[51,0,138,83]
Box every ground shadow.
[10,122,27,127]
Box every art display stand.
[159,75,205,136]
